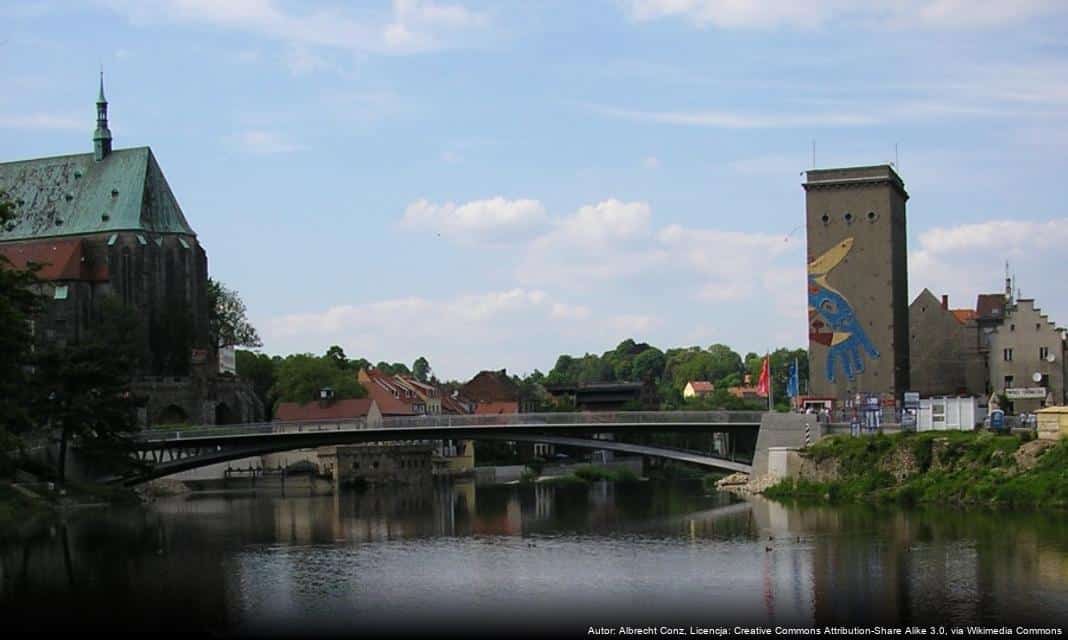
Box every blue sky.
[3,1,1068,381]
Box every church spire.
[93,70,112,161]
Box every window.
[1037,323,1042,331]
[1010,324,1015,331]
[1003,348,1013,362]
[53,285,69,300]
[932,401,946,424]
[1005,375,1014,389]
[1040,347,1050,360]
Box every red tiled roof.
[688,381,714,392]
[359,374,420,416]
[461,370,518,402]
[475,401,518,415]
[441,394,473,414]
[274,398,376,422]
[0,238,107,281]
[951,309,976,324]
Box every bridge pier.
[752,413,823,478]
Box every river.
[2,479,1067,636]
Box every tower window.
[866,211,878,222]
[844,212,854,223]
[1010,324,1015,331]
[1005,375,1014,389]
[1040,347,1049,360]
[820,213,830,225]
[1003,348,1013,362]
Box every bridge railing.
[135,411,765,442]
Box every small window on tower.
[866,211,878,222]
[844,212,854,224]
[821,213,830,225]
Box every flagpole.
[767,351,773,411]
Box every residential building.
[460,369,519,404]
[908,290,986,398]
[357,368,424,415]
[357,368,474,475]
[988,299,1065,413]
[683,381,714,398]
[274,397,382,426]
[0,78,260,426]
[270,395,382,472]
[804,165,910,404]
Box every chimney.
[941,294,948,310]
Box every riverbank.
[0,479,142,522]
[762,430,1068,509]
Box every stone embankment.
[753,430,1068,508]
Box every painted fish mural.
[808,238,879,382]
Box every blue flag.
[786,358,800,398]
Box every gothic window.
[122,246,132,305]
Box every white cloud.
[226,130,304,153]
[102,0,491,56]
[553,199,652,246]
[909,219,1068,324]
[622,0,1063,30]
[263,288,592,378]
[400,197,548,243]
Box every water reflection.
[2,482,1067,634]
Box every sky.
[3,1,1068,381]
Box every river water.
[2,479,1067,636]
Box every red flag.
[757,356,770,397]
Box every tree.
[0,193,45,472]
[207,278,261,350]
[632,348,666,382]
[236,350,278,419]
[412,356,431,383]
[31,300,142,483]
[325,345,349,369]
[272,354,366,407]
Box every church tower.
[803,165,910,404]
[93,71,112,161]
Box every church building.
[0,77,261,426]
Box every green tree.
[207,278,262,350]
[0,193,45,472]
[412,356,431,383]
[236,350,278,419]
[272,354,366,407]
[31,301,142,483]
[325,345,349,369]
[632,348,666,382]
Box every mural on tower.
[808,237,880,382]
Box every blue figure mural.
[807,238,879,383]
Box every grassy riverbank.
[765,431,1068,509]
[0,479,142,524]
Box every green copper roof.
[0,146,196,241]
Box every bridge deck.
[120,411,761,484]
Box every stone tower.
[803,165,910,403]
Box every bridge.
[120,411,773,485]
